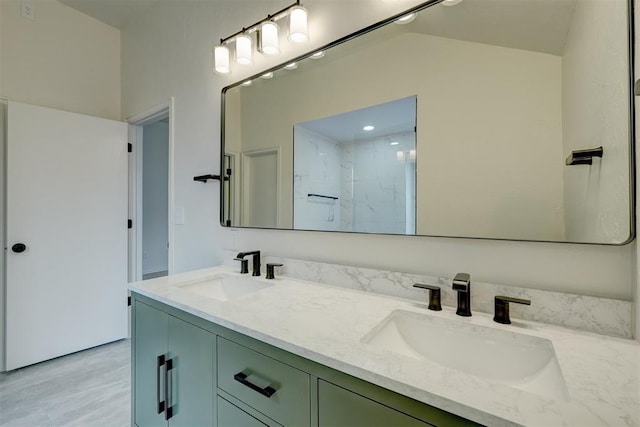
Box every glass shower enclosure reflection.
[293,96,417,235]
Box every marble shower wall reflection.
[293,98,417,234]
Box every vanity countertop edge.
[128,266,640,427]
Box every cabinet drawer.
[217,337,310,426]
[319,380,433,427]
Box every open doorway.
[127,99,174,282]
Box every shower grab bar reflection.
[307,193,339,200]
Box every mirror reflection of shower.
[293,96,417,235]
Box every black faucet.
[493,295,531,324]
[235,251,261,276]
[452,273,471,317]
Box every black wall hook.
[565,146,603,166]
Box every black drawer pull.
[234,372,276,398]
[156,355,165,414]
[165,358,174,420]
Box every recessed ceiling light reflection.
[363,125,375,131]
[395,13,415,24]
[260,72,274,79]
[310,51,325,59]
[390,141,399,146]
[241,80,253,86]
[284,62,298,70]
[442,0,464,5]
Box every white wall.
[120,0,633,301]
[634,0,639,342]
[562,0,631,244]
[0,0,120,119]
[142,121,169,275]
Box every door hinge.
[226,168,232,176]
[128,296,131,306]
[128,219,133,229]
[128,143,132,153]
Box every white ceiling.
[298,96,416,143]
[407,0,578,55]
[58,0,162,29]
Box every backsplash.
[222,251,632,338]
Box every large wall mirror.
[221,0,634,244]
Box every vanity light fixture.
[284,62,298,70]
[288,6,309,43]
[261,72,274,79]
[241,80,253,86]
[213,1,309,74]
[259,21,280,56]
[395,13,415,24]
[235,34,253,65]
[310,50,325,59]
[363,125,375,131]
[214,45,230,74]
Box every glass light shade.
[395,13,415,25]
[260,21,280,56]
[284,62,298,70]
[288,6,309,43]
[310,50,325,59]
[235,34,253,65]
[214,45,230,74]
[442,0,464,5]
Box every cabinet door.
[134,302,169,427]
[318,380,433,427]
[166,316,215,427]
[218,396,268,427]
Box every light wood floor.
[0,339,130,426]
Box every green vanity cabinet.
[133,300,215,427]
[319,380,433,427]
[132,294,480,427]
[217,337,310,426]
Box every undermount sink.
[363,310,568,400]
[177,273,273,301]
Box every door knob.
[11,243,27,253]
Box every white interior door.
[6,101,128,370]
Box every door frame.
[127,98,175,282]
[241,147,280,227]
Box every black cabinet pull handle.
[165,358,174,420]
[234,372,276,398]
[156,355,165,414]
[11,243,26,253]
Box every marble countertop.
[129,266,640,426]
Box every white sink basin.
[177,273,273,301]
[363,310,568,400]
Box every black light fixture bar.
[220,0,301,45]
[565,146,604,166]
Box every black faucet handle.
[452,273,471,291]
[413,284,442,311]
[493,295,531,324]
[266,263,283,280]
[234,258,249,274]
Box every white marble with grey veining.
[222,251,633,338]
[130,266,640,427]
